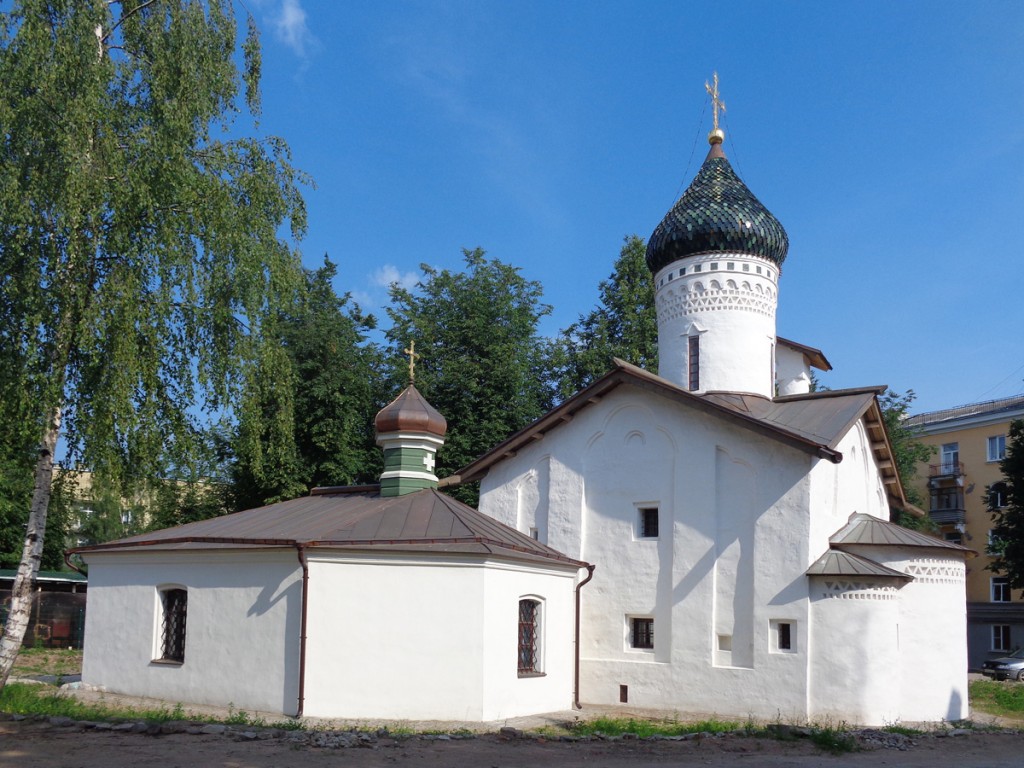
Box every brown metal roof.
[829,512,974,555]
[776,337,832,372]
[805,548,913,580]
[71,487,586,569]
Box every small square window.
[742,263,749,272]
[717,634,732,651]
[630,617,654,649]
[727,262,735,270]
[693,264,702,272]
[770,620,796,653]
[945,531,963,546]
[988,435,1007,462]
[680,267,686,275]
[710,263,718,270]
[993,624,1012,651]
[992,577,1011,603]
[756,266,762,274]
[638,507,659,538]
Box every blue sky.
[246,1,1023,415]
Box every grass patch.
[0,682,180,721]
[882,722,923,736]
[10,648,83,678]
[807,725,858,754]
[969,680,1024,719]
[569,716,740,738]
[0,683,306,731]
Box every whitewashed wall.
[302,553,579,721]
[480,386,821,720]
[80,550,302,714]
[775,345,812,396]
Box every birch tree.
[0,0,306,686]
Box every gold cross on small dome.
[404,340,420,383]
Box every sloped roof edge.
[806,548,913,580]
[830,512,976,556]
[454,359,846,485]
[776,337,832,372]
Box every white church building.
[74,107,970,725]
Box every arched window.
[158,587,187,663]
[518,598,542,675]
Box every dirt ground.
[2,718,1024,768]
[5,652,1024,767]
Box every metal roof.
[776,337,832,372]
[829,512,973,555]
[904,393,1024,428]
[71,487,587,569]
[805,549,913,580]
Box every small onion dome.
[646,142,789,275]
[374,384,447,437]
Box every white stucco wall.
[479,388,969,724]
[653,253,779,397]
[775,345,812,396]
[301,553,579,721]
[80,549,302,715]
[479,385,819,720]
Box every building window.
[993,625,1012,651]
[989,482,1009,509]
[988,435,1007,462]
[940,442,960,474]
[638,507,659,538]
[688,335,700,391]
[159,588,187,663]
[945,531,963,546]
[630,617,654,650]
[992,577,1011,603]
[770,620,796,653]
[518,599,541,675]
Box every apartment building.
[906,394,1024,669]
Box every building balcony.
[928,508,966,526]
[928,461,964,479]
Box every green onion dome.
[646,141,788,275]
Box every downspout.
[295,544,310,718]
[573,564,596,709]
[63,552,87,578]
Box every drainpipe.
[573,564,596,710]
[295,544,310,718]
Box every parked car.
[981,648,1024,681]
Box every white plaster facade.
[77,482,585,723]
[474,378,969,724]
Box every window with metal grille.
[518,599,540,675]
[160,588,187,663]
[687,336,700,391]
[639,507,659,538]
[631,617,654,649]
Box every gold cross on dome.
[705,71,726,132]
[404,340,420,383]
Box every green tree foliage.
[385,249,553,504]
[554,235,657,401]
[147,479,227,532]
[989,420,1024,591]
[0,1,306,686]
[229,258,384,511]
[880,389,936,530]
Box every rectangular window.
[638,507,659,538]
[989,483,1009,509]
[159,588,187,663]
[518,599,541,675]
[770,620,796,653]
[988,435,1007,462]
[993,624,1012,651]
[992,577,1011,603]
[945,531,963,546]
[940,442,960,475]
[630,617,654,649]
[688,336,700,391]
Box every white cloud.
[372,265,420,292]
[273,0,315,58]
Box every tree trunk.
[0,404,62,689]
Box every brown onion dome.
[646,140,789,275]
[374,385,447,437]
